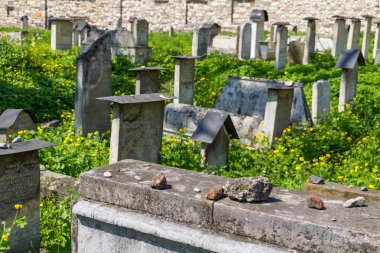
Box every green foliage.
[0,205,27,252]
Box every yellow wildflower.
[14,204,23,210]
[94,131,99,136]
[295,165,301,171]
[273,150,279,155]
[74,143,80,147]
[2,234,9,241]
[299,157,304,162]
[325,154,331,158]
[368,184,375,189]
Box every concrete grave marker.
[347,18,361,50]
[312,80,331,124]
[0,109,36,142]
[98,93,174,164]
[250,9,268,59]
[75,32,112,136]
[173,56,199,104]
[73,23,90,46]
[0,140,55,252]
[259,41,276,60]
[374,21,380,64]
[273,22,289,70]
[49,17,73,51]
[303,17,318,65]
[132,18,149,46]
[191,111,238,167]
[201,23,221,47]
[331,15,347,57]
[192,27,208,59]
[361,15,374,61]
[238,23,251,59]
[336,49,365,111]
[288,41,304,65]
[20,15,28,30]
[130,66,165,95]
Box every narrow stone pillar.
[132,18,149,46]
[312,80,331,124]
[168,27,174,37]
[361,15,374,60]
[98,93,174,164]
[192,27,208,59]
[331,15,346,57]
[49,17,73,51]
[173,56,198,104]
[303,17,318,65]
[238,23,252,59]
[20,15,28,30]
[347,18,361,50]
[0,140,55,252]
[270,25,275,42]
[130,66,165,95]
[274,22,289,70]
[263,87,294,144]
[374,22,380,64]
[250,9,268,59]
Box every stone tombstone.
[191,111,239,167]
[49,17,73,51]
[0,109,37,142]
[97,93,174,164]
[331,15,347,57]
[288,41,304,65]
[130,66,165,95]
[336,49,365,111]
[263,87,294,144]
[132,18,149,46]
[259,41,276,60]
[269,25,275,42]
[168,26,174,37]
[303,17,318,65]
[173,56,199,105]
[75,32,112,136]
[346,18,361,50]
[250,9,268,59]
[312,80,331,124]
[73,23,90,46]
[201,23,221,47]
[238,23,251,59]
[274,22,289,70]
[361,15,374,61]
[20,15,28,30]
[192,27,208,59]
[0,140,55,252]
[373,22,380,64]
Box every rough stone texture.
[312,80,331,124]
[374,23,380,64]
[309,175,324,185]
[132,67,163,95]
[74,32,112,136]
[259,41,276,60]
[201,127,230,167]
[343,197,366,208]
[288,41,304,65]
[40,169,79,199]
[210,34,239,55]
[303,182,380,203]
[347,19,361,50]
[250,13,266,59]
[306,194,325,210]
[50,18,73,51]
[173,56,196,105]
[338,64,358,112]
[238,23,251,59]
[274,25,288,70]
[150,173,168,190]
[132,18,148,46]
[224,177,273,202]
[192,27,208,58]
[332,18,347,58]
[0,109,37,142]
[206,187,224,200]
[361,16,373,61]
[302,19,316,65]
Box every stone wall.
[1,0,379,34]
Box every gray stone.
[238,23,251,59]
[309,175,324,184]
[12,137,22,143]
[49,17,73,51]
[360,186,368,191]
[132,19,149,46]
[343,197,366,208]
[193,187,201,193]
[130,66,165,95]
[250,10,267,59]
[103,171,112,178]
[361,15,374,61]
[288,41,304,65]
[0,142,7,149]
[259,41,275,60]
[306,194,325,210]
[192,27,208,59]
[312,80,330,124]
[150,173,168,190]
[347,18,361,50]
[0,109,37,142]
[74,32,112,136]
[201,23,221,47]
[173,56,197,105]
[303,18,318,65]
[20,15,28,30]
[374,22,380,64]
[40,169,79,200]
[274,24,288,70]
[223,177,273,202]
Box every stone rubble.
[206,187,225,200]
[360,186,368,191]
[103,170,112,178]
[306,194,325,210]
[223,177,273,202]
[309,176,324,184]
[149,173,168,190]
[343,197,366,208]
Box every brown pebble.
[307,194,325,210]
[207,187,225,200]
[149,173,167,190]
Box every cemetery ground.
[1,28,380,251]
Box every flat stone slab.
[304,182,380,203]
[0,140,55,156]
[40,169,78,199]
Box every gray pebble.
[12,137,22,143]
[360,186,368,191]
[193,187,201,193]
[309,175,324,184]
[0,142,8,149]
[349,185,354,188]
[343,197,366,208]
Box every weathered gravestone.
[238,23,251,59]
[49,17,73,51]
[132,18,149,46]
[374,21,380,65]
[312,80,331,124]
[259,41,276,60]
[191,111,239,167]
[75,32,112,136]
[173,56,199,104]
[288,41,304,65]
[331,15,347,58]
[303,17,318,65]
[336,49,365,111]
[0,140,55,252]
[192,27,208,59]
[0,109,36,142]
[273,22,289,70]
[202,23,221,47]
[347,18,361,50]
[130,66,165,95]
[98,93,174,164]
[20,15,28,30]
[250,9,268,59]
[73,23,90,46]
[361,15,374,61]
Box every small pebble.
[150,173,167,190]
[0,143,8,149]
[360,186,368,191]
[134,176,142,181]
[306,194,325,210]
[103,171,112,178]
[207,187,225,200]
[343,197,366,208]
[349,185,354,188]
[141,163,150,167]
[309,176,324,184]
[331,218,337,221]
[193,187,201,193]
[7,144,12,149]
[12,137,22,143]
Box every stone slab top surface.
[0,139,55,156]
[129,66,165,71]
[268,86,295,91]
[227,75,301,87]
[303,17,319,21]
[97,93,175,104]
[272,22,291,26]
[336,49,365,69]
[362,14,375,19]
[332,15,346,19]
[0,109,32,129]
[172,55,201,60]
[349,17,361,21]
[48,17,74,22]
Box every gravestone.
[274,22,289,70]
[132,18,149,46]
[0,109,36,142]
[259,41,276,60]
[250,9,268,59]
[336,49,365,111]
[192,27,208,59]
[0,140,55,252]
[303,17,318,65]
[130,66,165,95]
[75,32,112,136]
[331,15,346,57]
[97,93,174,164]
[238,23,251,59]
[73,23,90,46]
[201,23,221,47]
[49,17,73,51]
[263,87,294,143]
[168,26,174,37]
[270,25,275,42]
[312,80,331,124]
[288,41,304,65]
[191,111,238,167]
[347,18,361,50]
[173,56,198,104]
[374,22,380,64]
[20,15,28,30]
[361,15,374,61]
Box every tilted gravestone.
[303,17,318,65]
[250,9,268,59]
[374,21,380,64]
[312,80,331,124]
[98,93,174,164]
[130,66,165,95]
[347,18,361,50]
[0,109,36,142]
[75,32,112,136]
[361,15,374,61]
[331,15,347,58]
[192,27,208,59]
[274,22,289,70]
[49,17,73,51]
[288,41,304,65]
[238,23,251,60]
[0,140,55,252]
[173,56,199,105]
